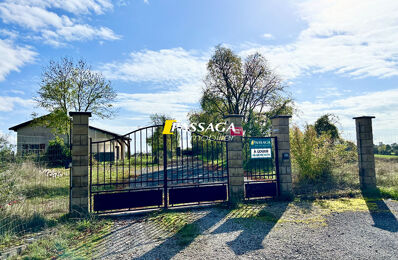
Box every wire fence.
[373,133,398,192]
[291,128,398,196]
[0,135,70,245]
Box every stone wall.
[354,116,376,189]
[70,112,91,215]
[271,115,293,198]
[225,114,245,204]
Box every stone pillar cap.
[270,115,292,119]
[353,116,375,119]
[223,114,244,118]
[69,111,92,117]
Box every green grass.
[149,210,201,247]
[0,162,70,250]
[292,156,398,202]
[379,187,398,200]
[375,154,398,159]
[16,216,112,259]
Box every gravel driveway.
[93,198,398,260]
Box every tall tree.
[34,57,117,134]
[190,45,292,136]
[147,114,180,163]
[314,114,339,141]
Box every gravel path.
[94,198,398,260]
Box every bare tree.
[204,46,288,119]
[34,57,117,133]
[190,45,292,136]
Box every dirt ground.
[93,198,398,260]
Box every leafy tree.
[34,57,117,134]
[376,142,394,155]
[45,136,71,167]
[146,114,179,163]
[189,45,292,136]
[392,143,398,155]
[314,114,339,141]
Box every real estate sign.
[250,137,272,159]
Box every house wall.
[15,126,126,161]
[16,126,67,155]
[89,128,126,161]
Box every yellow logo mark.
[162,120,177,135]
[251,140,254,145]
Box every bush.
[0,135,14,169]
[45,137,71,167]
[0,168,20,208]
[290,125,356,182]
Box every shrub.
[290,125,356,182]
[0,135,14,169]
[0,168,19,208]
[45,137,71,167]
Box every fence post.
[271,115,293,199]
[69,111,92,215]
[225,114,245,205]
[353,116,376,189]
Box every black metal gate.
[89,125,229,213]
[242,136,279,199]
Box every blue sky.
[0,0,397,144]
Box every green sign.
[249,138,272,159]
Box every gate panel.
[93,189,163,211]
[89,125,229,213]
[245,182,277,198]
[165,128,229,206]
[90,125,166,213]
[242,136,279,199]
[169,184,227,205]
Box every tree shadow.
[100,200,290,259]
[211,201,289,255]
[361,187,398,233]
[136,207,229,260]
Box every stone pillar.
[353,116,376,189]
[225,114,244,205]
[69,112,91,215]
[271,115,293,198]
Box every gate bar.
[163,134,168,209]
[274,136,280,197]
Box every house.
[9,117,129,162]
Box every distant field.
[375,154,398,159]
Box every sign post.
[249,137,272,159]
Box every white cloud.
[315,87,343,99]
[100,47,208,124]
[0,129,17,145]
[0,0,119,46]
[0,96,34,112]
[0,29,18,39]
[8,0,113,15]
[294,88,398,143]
[0,39,36,81]
[8,90,25,95]
[101,48,208,84]
[102,48,207,121]
[262,33,274,39]
[240,0,398,79]
[116,82,203,121]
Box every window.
[22,143,46,156]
